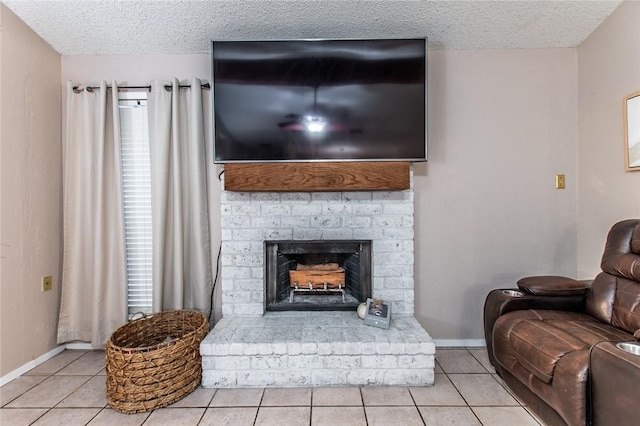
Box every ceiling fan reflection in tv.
[277,86,363,135]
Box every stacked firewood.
[289,263,345,289]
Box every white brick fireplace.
[201,167,435,387]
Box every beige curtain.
[57,81,128,347]
[148,78,212,313]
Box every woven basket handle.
[129,311,147,322]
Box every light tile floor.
[0,348,543,425]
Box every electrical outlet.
[42,275,52,292]
[555,174,566,189]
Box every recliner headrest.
[632,224,640,255]
[601,219,640,282]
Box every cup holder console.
[616,342,640,356]
[502,289,524,297]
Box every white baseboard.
[0,342,96,386]
[64,342,94,350]
[435,339,486,348]
[0,345,66,387]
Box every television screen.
[212,38,427,163]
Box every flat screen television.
[211,38,427,163]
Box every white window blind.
[118,93,153,315]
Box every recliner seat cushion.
[499,310,632,384]
[493,309,633,425]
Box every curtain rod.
[72,82,210,94]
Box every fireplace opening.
[265,240,372,311]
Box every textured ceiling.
[3,0,623,55]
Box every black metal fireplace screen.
[265,240,372,311]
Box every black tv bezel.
[211,37,428,164]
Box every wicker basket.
[106,310,209,414]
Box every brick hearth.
[201,312,434,387]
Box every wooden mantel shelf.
[223,161,410,192]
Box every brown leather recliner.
[484,219,640,426]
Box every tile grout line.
[309,387,314,426]
[1,378,45,408]
[252,388,265,426]
[84,406,103,425]
[464,348,510,425]
[58,356,104,426]
[359,387,370,426]
[463,348,542,425]
[437,349,485,425]
[407,386,427,425]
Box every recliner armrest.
[517,275,589,296]
[590,341,640,424]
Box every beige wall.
[22,0,639,348]
[0,5,62,376]
[0,0,633,378]
[577,0,640,279]
[415,48,578,340]
[63,49,579,341]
